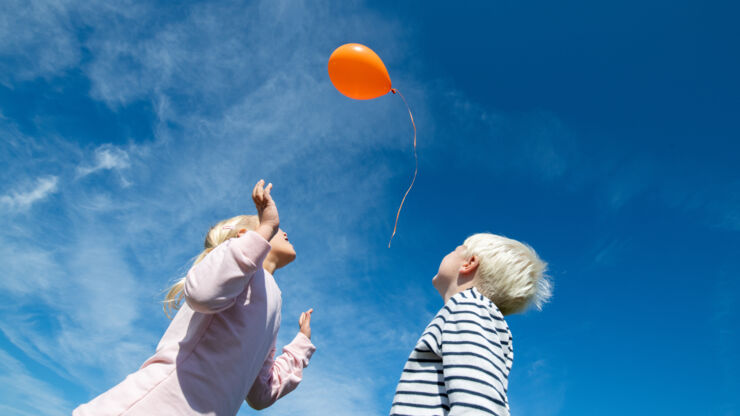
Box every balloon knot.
[391,88,397,94]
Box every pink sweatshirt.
[73,231,316,416]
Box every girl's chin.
[281,250,297,264]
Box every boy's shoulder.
[446,287,503,317]
[418,287,511,357]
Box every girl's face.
[269,228,296,266]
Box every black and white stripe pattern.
[390,287,513,416]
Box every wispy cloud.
[0,0,81,84]
[76,144,132,185]
[0,176,59,211]
[0,349,71,416]
[0,237,60,296]
[0,227,156,388]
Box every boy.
[390,233,551,416]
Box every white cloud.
[0,238,61,296]
[0,0,157,85]
[0,228,157,392]
[0,349,71,416]
[0,176,59,211]
[0,0,81,83]
[76,144,131,183]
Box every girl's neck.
[262,260,277,275]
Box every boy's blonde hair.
[162,215,259,318]
[464,233,551,315]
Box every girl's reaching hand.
[299,308,313,339]
[252,179,279,241]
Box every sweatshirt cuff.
[232,230,272,267]
[284,332,316,367]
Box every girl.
[74,180,316,415]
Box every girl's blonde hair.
[162,215,259,318]
[464,233,551,315]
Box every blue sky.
[1,0,738,415]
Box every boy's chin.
[431,274,442,289]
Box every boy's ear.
[460,255,479,275]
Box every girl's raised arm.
[184,179,279,314]
[183,231,271,313]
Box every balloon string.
[388,88,418,248]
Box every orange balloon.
[328,43,392,100]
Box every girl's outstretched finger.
[253,179,264,202]
[299,309,312,339]
[257,180,265,202]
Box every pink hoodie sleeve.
[183,231,271,314]
[245,332,317,410]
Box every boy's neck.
[442,281,476,303]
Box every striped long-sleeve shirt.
[390,287,513,416]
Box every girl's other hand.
[252,179,279,241]
[299,308,313,339]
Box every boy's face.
[432,245,469,295]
